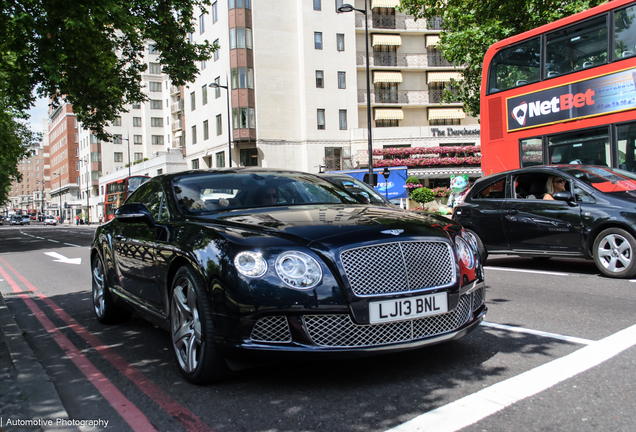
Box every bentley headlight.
[275,251,322,289]
[455,236,475,269]
[234,251,267,277]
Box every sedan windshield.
[173,171,364,214]
[561,166,636,193]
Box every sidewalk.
[0,294,79,432]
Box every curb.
[0,294,80,432]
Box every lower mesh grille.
[250,316,292,342]
[303,295,472,348]
[472,286,485,311]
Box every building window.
[191,125,197,144]
[229,0,251,9]
[230,27,253,49]
[216,114,222,135]
[133,117,142,127]
[214,39,220,61]
[132,103,141,109]
[338,71,346,89]
[314,32,323,50]
[335,0,344,11]
[429,119,461,126]
[151,117,163,127]
[151,135,164,145]
[216,151,225,167]
[376,119,399,127]
[157,168,163,175]
[114,152,123,162]
[148,44,158,54]
[114,134,123,144]
[149,81,162,92]
[214,77,221,98]
[314,0,321,10]
[212,2,218,23]
[231,67,254,89]
[316,70,324,88]
[134,153,143,162]
[240,148,258,166]
[203,120,209,140]
[113,116,122,126]
[150,99,162,109]
[202,85,208,105]
[134,135,143,144]
[190,92,196,111]
[199,13,205,33]
[339,110,347,130]
[337,33,345,51]
[149,62,161,74]
[191,159,199,169]
[317,109,325,130]
[201,60,207,70]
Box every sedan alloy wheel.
[593,228,636,278]
[91,254,131,323]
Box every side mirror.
[553,191,576,205]
[114,203,156,227]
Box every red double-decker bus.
[103,176,150,221]
[481,0,636,175]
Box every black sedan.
[91,168,486,384]
[453,165,636,278]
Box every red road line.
[0,263,157,432]
[0,256,214,432]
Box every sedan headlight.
[455,236,475,269]
[234,251,268,277]
[275,251,322,289]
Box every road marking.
[482,321,594,345]
[47,239,60,243]
[485,266,569,276]
[43,252,81,265]
[63,243,82,248]
[386,323,636,432]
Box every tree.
[0,103,39,206]
[1,0,217,140]
[399,0,607,117]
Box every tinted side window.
[487,38,540,93]
[614,5,636,60]
[473,178,506,199]
[127,181,168,222]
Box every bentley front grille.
[303,295,472,348]
[472,286,485,311]
[340,241,455,297]
[250,316,292,343]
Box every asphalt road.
[0,224,635,432]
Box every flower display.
[373,146,481,158]
[374,156,481,168]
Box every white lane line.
[63,243,82,248]
[385,323,636,432]
[35,237,44,240]
[482,321,594,345]
[485,266,569,276]
[47,239,60,243]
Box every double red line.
[0,256,213,432]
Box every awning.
[428,108,466,120]
[425,35,440,47]
[372,34,402,47]
[375,109,404,120]
[408,167,482,179]
[373,71,403,83]
[371,0,400,8]
[427,72,463,84]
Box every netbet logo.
[511,89,595,126]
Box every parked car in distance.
[10,215,24,225]
[91,168,486,384]
[318,173,393,206]
[44,216,57,226]
[454,165,636,278]
[22,216,30,225]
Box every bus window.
[548,128,610,166]
[520,137,544,167]
[487,37,540,93]
[545,16,608,78]
[617,122,636,172]
[614,5,636,59]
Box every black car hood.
[199,205,456,245]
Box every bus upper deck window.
[487,37,540,94]
[545,16,608,78]
[614,5,636,60]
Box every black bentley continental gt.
[91,168,486,384]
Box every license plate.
[369,292,448,324]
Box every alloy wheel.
[171,277,203,374]
[92,257,106,318]
[597,233,632,274]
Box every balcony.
[171,100,183,113]
[356,14,429,30]
[171,119,182,131]
[170,85,180,95]
[357,89,462,105]
[427,51,454,67]
[357,52,427,68]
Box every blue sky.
[26,96,50,134]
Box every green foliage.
[410,187,436,204]
[406,176,420,185]
[398,0,607,116]
[0,0,218,140]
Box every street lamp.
[80,157,91,225]
[209,75,233,167]
[339,1,374,186]
[123,135,132,176]
[52,172,63,224]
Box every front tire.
[170,266,229,384]
[466,229,488,263]
[91,254,132,324]
[593,228,636,278]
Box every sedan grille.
[340,241,455,296]
[472,286,485,311]
[303,295,471,348]
[250,316,292,343]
